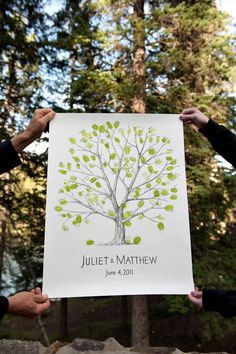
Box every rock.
[0,339,46,354]
[130,347,181,354]
[103,338,124,351]
[72,338,105,351]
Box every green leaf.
[70,184,78,189]
[138,201,144,208]
[167,166,174,171]
[114,121,120,128]
[106,121,113,129]
[126,173,132,178]
[109,153,116,160]
[81,130,87,137]
[167,173,176,181]
[99,125,105,133]
[69,148,75,155]
[139,137,144,144]
[69,137,77,144]
[91,155,96,161]
[96,181,101,188]
[133,236,141,245]
[75,215,82,223]
[105,143,110,149]
[137,129,143,136]
[124,146,131,154]
[148,166,153,173]
[141,156,146,164]
[65,185,70,192]
[170,195,177,200]
[115,137,120,143]
[171,160,177,165]
[108,210,115,217]
[83,155,89,162]
[157,222,164,231]
[146,182,151,188]
[124,221,132,227]
[67,162,72,170]
[90,177,97,183]
[124,211,131,219]
[55,205,63,212]
[154,190,160,197]
[59,169,67,175]
[73,156,80,162]
[161,190,168,195]
[149,148,155,155]
[92,124,98,130]
[87,240,94,245]
[60,199,67,205]
[171,188,177,193]
[156,178,162,184]
[165,204,174,211]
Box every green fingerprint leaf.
[157,222,164,231]
[69,137,77,144]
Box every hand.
[11,108,56,153]
[7,287,50,318]
[179,107,209,130]
[188,289,203,309]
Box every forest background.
[0,0,236,352]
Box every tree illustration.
[55,121,179,245]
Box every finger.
[181,107,197,115]
[38,299,51,313]
[35,108,53,116]
[190,290,202,298]
[34,287,42,295]
[40,111,56,124]
[34,294,49,304]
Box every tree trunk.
[0,219,7,291]
[132,0,146,114]
[59,298,68,340]
[131,0,150,347]
[131,295,149,346]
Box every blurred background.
[0,0,236,351]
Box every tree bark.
[59,298,68,340]
[131,295,149,346]
[0,219,7,291]
[131,0,150,347]
[132,0,146,114]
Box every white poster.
[43,114,194,297]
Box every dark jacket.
[0,140,21,174]
[0,139,21,319]
[201,119,236,168]
[200,119,236,317]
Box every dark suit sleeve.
[0,140,22,174]
[203,288,236,317]
[0,296,9,320]
[200,119,236,168]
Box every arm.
[7,287,50,318]
[180,107,236,168]
[188,288,236,317]
[202,288,236,318]
[0,108,55,174]
[0,296,10,320]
